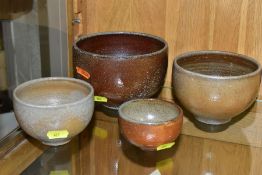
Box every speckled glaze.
[13,77,94,146]
[173,50,262,125]
[73,32,168,109]
[118,99,183,150]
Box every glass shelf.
[19,111,259,175]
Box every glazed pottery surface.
[118,99,183,150]
[13,77,94,146]
[73,32,168,109]
[173,50,262,125]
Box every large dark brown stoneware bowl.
[73,32,168,109]
[118,99,183,151]
[173,50,262,125]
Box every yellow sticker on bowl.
[94,96,108,102]
[47,130,69,139]
[93,127,108,139]
[49,170,69,175]
[157,142,175,151]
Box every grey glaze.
[173,50,262,125]
[119,99,180,125]
[13,77,94,146]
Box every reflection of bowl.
[118,99,183,150]
[73,32,168,109]
[13,77,94,146]
[173,50,262,125]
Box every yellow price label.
[93,127,108,139]
[49,170,69,175]
[47,130,69,139]
[157,142,175,151]
[156,158,173,173]
[94,96,108,102]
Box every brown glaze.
[73,32,168,109]
[118,99,183,150]
[173,50,262,125]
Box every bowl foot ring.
[42,139,71,146]
[195,116,231,125]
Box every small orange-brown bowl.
[118,99,183,151]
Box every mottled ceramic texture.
[118,99,183,150]
[13,77,94,146]
[173,50,262,125]
[73,32,168,109]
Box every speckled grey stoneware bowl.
[13,77,94,146]
[173,50,262,125]
[118,99,183,150]
[73,32,168,110]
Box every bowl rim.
[173,50,262,80]
[13,77,94,108]
[73,31,168,60]
[118,98,183,125]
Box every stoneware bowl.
[173,50,262,125]
[73,32,168,110]
[13,77,94,146]
[118,99,183,150]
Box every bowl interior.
[119,99,180,125]
[15,79,91,106]
[76,33,166,57]
[177,53,259,76]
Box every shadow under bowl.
[118,98,183,151]
[172,50,262,125]
[13,77,95,146]
[73,32,168,110]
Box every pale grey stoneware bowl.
[13,77,94,146]
[173,50,262,125]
